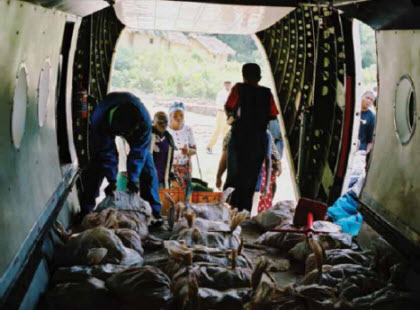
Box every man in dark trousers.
[358,90,376,152]
[79,92,162,220]
[224,63,279,211]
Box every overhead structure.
[72,7,125,167]
[113,0,294,34]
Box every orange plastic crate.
[159,189,186,215]
[191,192,222,203]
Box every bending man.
[80,92,162,219]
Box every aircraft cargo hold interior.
[1,0,420,309]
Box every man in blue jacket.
[79,92,162,219]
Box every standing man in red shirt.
[224,63,279,212]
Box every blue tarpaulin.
[327,191,363,236]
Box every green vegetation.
[112,34,269,100]
[359,22,377,91]
[214,34,262,63]
[112,26,378,100]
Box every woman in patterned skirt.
[217,129,281,215]
[167,102,197,189]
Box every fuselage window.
[38,59,51,127]
[11,65,29,149]
[394,75,417,145]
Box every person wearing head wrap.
[79,92,162,220]
[167,102,197,189]
[151,111,176,188]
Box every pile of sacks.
[44,192,174,310]
[45,265,172,310]
[44,196,274,310]
[245,203,420,310]
[254,201,355,264]
[53,191,153,267]
[164,201,263,310]
[245,251,420,310]
[44,195,420,310]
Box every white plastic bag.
[349,151,367,180]
[312,221,342,233]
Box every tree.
[359,22,377,88]
[359,22,376,69]
[214,34,261,63]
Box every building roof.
[126,29,236,57]
[161,31,190,46]
[189,34,236,56]
[129,29,190,46]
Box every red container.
[159,189,187,215]
[191,192,222,203]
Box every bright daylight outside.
[110,29,296,207]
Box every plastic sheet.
[327,192,363,236]
[171,228,241,250]
[115,228,144,255]
[163,240,252,278]
[172,264,252,310]
[305,249,373,274]
[253,201,294,231]
[81,208,149,239]
[352,285,418,309]
[170,210,247,250]
[303,264,376,287]
[339,274,385,300]
[181,202,232,222]
[348,150,367,184]
[106,266,172,310]
[54,227,143,267]
[312,221,342,233]
[45,277,119,310]
[173,263,252,290]
[256,224,306,251]
[327,193,359,221]
[336,214,363,237]
[245,282,336,310]
[51,264,129,285]
[172,217,238,235]
[198,287,250,310]
[96,191,152,225]
[288,241,312,262]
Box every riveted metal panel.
[360,30,420,254]
[257,7,352,202]
[300,7,338,200]
[0,0,77,279]
[72,6,125,167]
[291,5,317,173]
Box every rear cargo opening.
[1,2,420,310]
[107,29,297,206]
